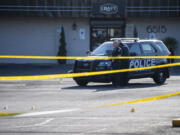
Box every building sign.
[100,3,119,15]
[80,28,85,40]
[92,1,125,18]
[146,25,167,33]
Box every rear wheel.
[74,79,88,86]
[153,70,167,85]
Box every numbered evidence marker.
[129,59,156,69]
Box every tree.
[163,37,178,63]
[134,26,138,38]
[57,26,67,64]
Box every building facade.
[0,0,180,64]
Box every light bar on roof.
[110,38,140,41]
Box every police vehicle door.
[140,42,156,76]
[128,43,143,77]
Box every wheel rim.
[159,72,165,82]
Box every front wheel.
[74,79,88,86]
[153,70,167,85]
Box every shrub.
[57,26,67,64]
[163,37,178,63]
[163,37,178,54]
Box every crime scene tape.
[0,62,180,81]
[1,55,180,59]
[91,91,180,109]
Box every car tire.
[75,79,88,86]
[153,70,167,85]
[120,79,129,86]
[112,79,129,86]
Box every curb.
[0,112,21,117]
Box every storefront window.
[91,27,123,51]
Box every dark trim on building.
[1,0,180,18]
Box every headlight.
[98,61,111,67]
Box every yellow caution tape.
[0,112,21,117]
[0,55,180,59]
[0,62,180,81]
[91,91,180,108]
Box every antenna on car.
[110,38,139,42]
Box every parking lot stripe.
[16,109,80,117]
[91,92,180,108]
[16,118,54,128]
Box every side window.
[155,42,170,54]
[129,43,141,56]
[141,43,155,54]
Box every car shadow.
[61,82,167,92]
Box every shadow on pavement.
[0,64,73,76]
[61,82,165,92]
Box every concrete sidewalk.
[0,64,179,76]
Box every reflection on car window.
[129,43,141,56]
[91,42,114,56]
[155,42,169,54]
[141,43,155,54]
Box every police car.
[72,38,171,86]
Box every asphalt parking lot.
[0,64,180,135]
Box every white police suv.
[72,38,171,86]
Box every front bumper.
[73,59,115,83]
[73,74,113,83]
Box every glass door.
[91,27,124,51]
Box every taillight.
[168,52,172,63]
[169,52,172,56]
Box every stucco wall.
[0,18,90,64]
[126,18,180,56]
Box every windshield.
[91,42,132,56]
[91,42,114,56]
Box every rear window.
[154,42,170,55]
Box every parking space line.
[16,118,54,128]
[16,109,80,117]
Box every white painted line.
[16,118,54,128]
[0,84,26,87]
[16,108,80,117]
[79,127,107,135]
[34,118,54,126]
